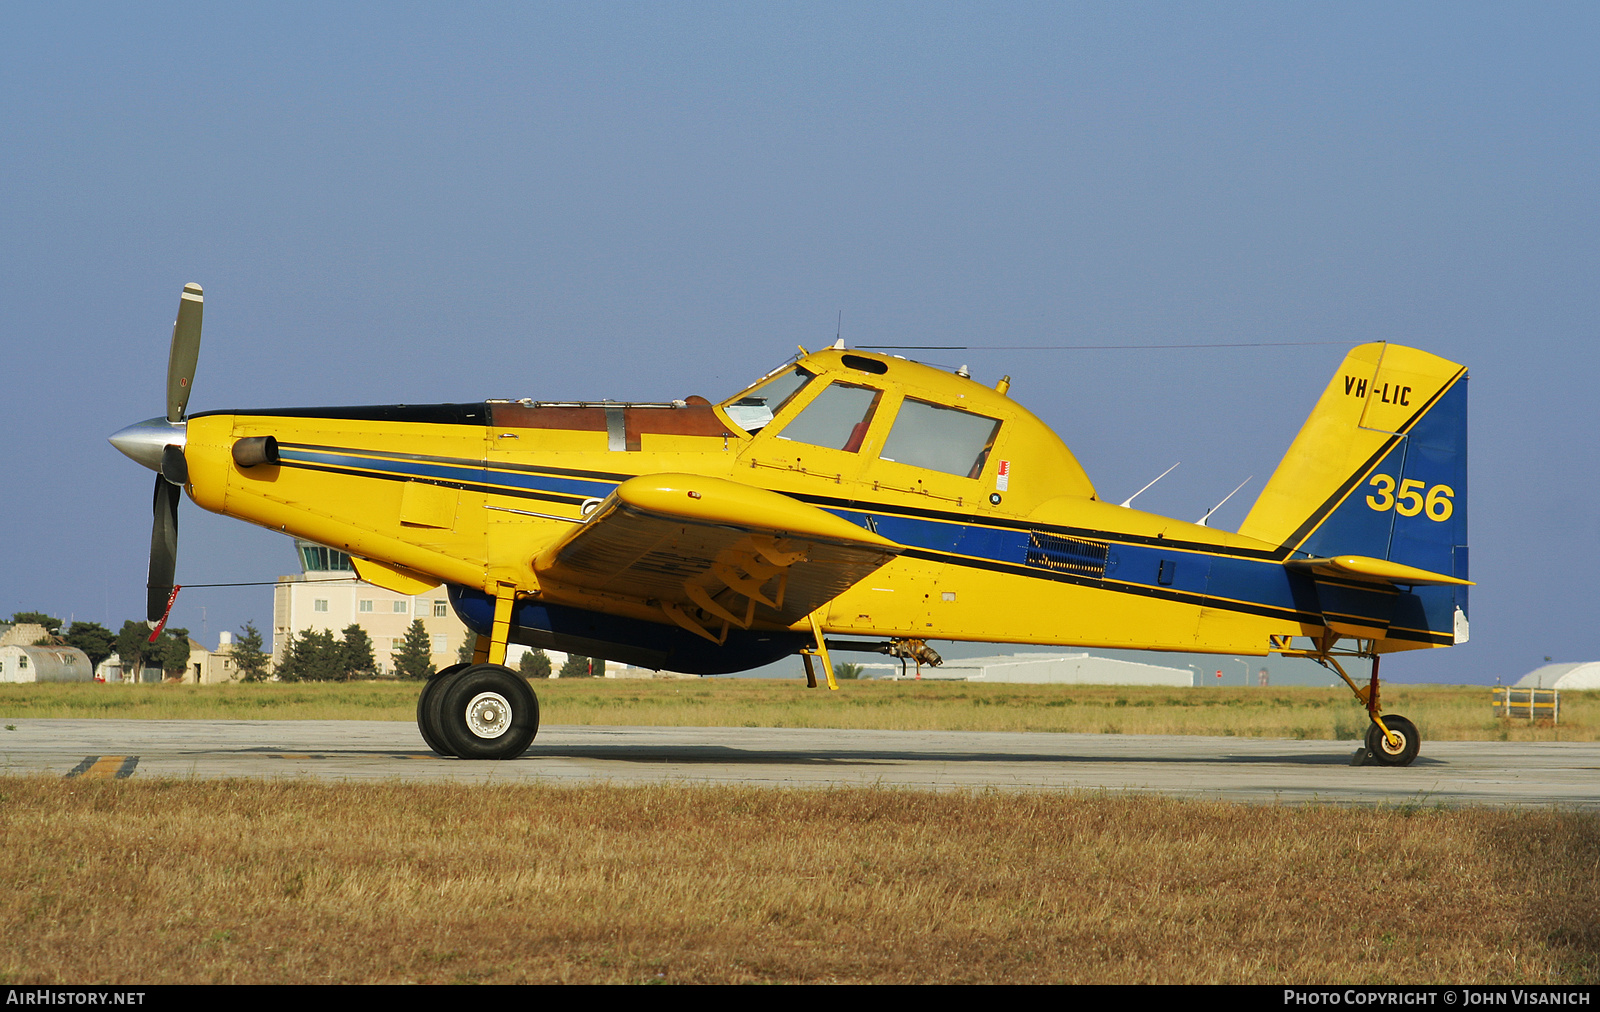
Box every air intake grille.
[1025,532,1108,577]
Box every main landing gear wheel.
[432,663,540,760]
[417,663,468,756]
[1366,715,1420,767]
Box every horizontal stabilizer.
[1286,554,1472,587]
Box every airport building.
[0,622,54,649]
[97,634,239,684]
[872,652,1194,685]
[273,539,473,674]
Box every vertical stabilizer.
[1239,343,1468,589]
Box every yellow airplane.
[112,285,1469,765]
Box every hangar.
[1514,662,1600,690]
[881,652,1193,686]
[0,644,93,683]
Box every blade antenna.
[1197,475,1254,527]
[1120,462,1180,509]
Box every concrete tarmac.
[3,719,1597,806]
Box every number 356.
[1366,474,1454,521]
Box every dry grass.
[0,682,412,722]
[2,681,1595,742]
[0,777,1594,984]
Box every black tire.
[417,663,469,756]
[1366,715,1421,767]
[435,663,539,760]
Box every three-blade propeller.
[109,284,203,623]
[150,283,203,622]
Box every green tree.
[274,629,301,682]
[63,621,115,672]
[392,619,434,681]
[519,648,552,679]
[114,620,152,682]
[307,629,342,682]
[559,653,598,678]
[9,612,63,635]
[149,628,191,679]
[339,624,377,680]
[457,637,479,665]
[231,622,272,683]
[835,662,864,680]
[277,629,340,682]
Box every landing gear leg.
[487,584,516,666]
[422,582,535,759]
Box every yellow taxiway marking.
[66,755,139,779]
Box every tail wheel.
[1366,715,1421,767]
[417,663,469,756]
[435,663,540,760]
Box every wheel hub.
[464,691,513,739]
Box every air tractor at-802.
[111,285,1469,764]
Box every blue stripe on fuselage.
[278,447,619,500]
[479,466,617,500]
[831,507,1322,623]
[282,447,490,486]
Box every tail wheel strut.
[1300,649,1422,767]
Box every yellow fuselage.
[181,347,1450,667]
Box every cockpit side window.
[722,367,814,434]
[879,398,1001,478]
[774,382,883,452]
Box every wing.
[533,473,903,643]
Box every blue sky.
[2,3,1595,684]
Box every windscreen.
[721,367,813,434]
[879,398,1001,478]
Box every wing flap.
[535,473,902,639]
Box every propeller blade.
[147,475,180,622]
[166,283,203,423]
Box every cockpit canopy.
[719,350,1096,503]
